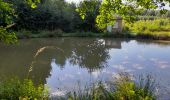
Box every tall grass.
[0,73,158,100]
[65,73,157,100]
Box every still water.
[0,38,170,98]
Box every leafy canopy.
[0,0,40,43]
[76,0,101,32]
[78,0,170,30]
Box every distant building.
[107,16,123,33]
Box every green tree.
[0,0,39,43]
[77,0,170,30]
[76,0,101,32]
[0,0,17,43]
[15,0,80,32]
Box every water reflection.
[0,38,122,81]
[0,38,170,98]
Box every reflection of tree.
[0,41,53,84]
[1,38,169,86]
[69,39,110,72]
[38,38,122,72]
[48,38,123,72]
[0,38,123,84]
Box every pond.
[0,38,170,98]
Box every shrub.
[0,78,49,100]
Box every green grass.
[124,18,170,40]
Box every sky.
[165,4,170,10]
[65,0,170,10]
[65,0,83,3]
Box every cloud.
[157,61,169,69]
[150,58,170,69]
[65,0,83,3]
[51,90,67,97]
[132,64,143,70]
[92,71,101,78]
[112,64,125,70]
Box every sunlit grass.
[124,18,170,39]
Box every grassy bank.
[15,30,105,38]
[124,18,170,40]
[14,18,170,40]
[15,30,170,41]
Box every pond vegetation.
[0,73,157,100]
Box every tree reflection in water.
[69,39,111,72]
[0,38,123,84]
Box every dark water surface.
[0,38,170,98]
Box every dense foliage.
[0,0,170,43]
[0,0,40,43]
[0,0,17,43]
[15,0,77,32]
[96,0,170,30]
[76,0,101,32]
[0,78,48,100]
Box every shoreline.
[16,31,170,41]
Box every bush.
[0,78,49,100]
